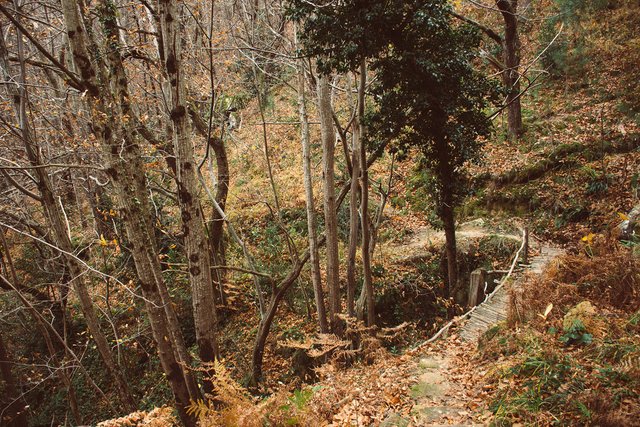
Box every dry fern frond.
[209,359,251,408]
[510,238,640,328]
[618,353,640,378]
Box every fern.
[186,399,213,419]
[618,353,640,377]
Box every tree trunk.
[442,213,458,297]
[187,109,230,305]
[433,135,459,301]
[317,74,341,332]
[346,141,360,318]
[497,0,523,138]
[441,191,458,300]
[0,331,28,427]
[354,62,375,326]
[60,1,197,423]
[158,0,220,369]
[298,58,328,333]
[251,258,306,386]
[359,77,375,327]
[346,69,361,319]
[209,136,229,297]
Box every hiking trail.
[378,225,564,426]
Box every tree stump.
[468,268,488,308]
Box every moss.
[494,136,640,188]
[418,358,441,369]
[410,382,444,398]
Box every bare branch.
[0,3,84,91]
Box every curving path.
[390,240,565,426]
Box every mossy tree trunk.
[158,0,220,372]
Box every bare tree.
[0,12,135,410]
[297,54,328,333]
[317,74,342,333]
[157,0,220,370]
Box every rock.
[380,412,410,427]
[562,301,605,338]
[619,203,640,240]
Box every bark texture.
[497,0,523,138]
[158,0,219,367]
[317,75,341,332]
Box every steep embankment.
[463,0,640,244]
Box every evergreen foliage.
[290,0,499,219]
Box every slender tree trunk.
[0,331,28,427]
[346,142,360,318]
[317,74,341,332]
[257,89,282,213]
[188,110,230,305]
[209,137,229,296]
[297,57,328,333]
[251,258,306,386]
[346,73,361,319]
[204,0,228,298]
[354,62,375,326]
[497,0,523,138]
[442,200,457,299]
[158,0,219,369]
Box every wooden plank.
[468,268,487,308]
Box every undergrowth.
[478,237,640,425]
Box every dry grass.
[509,237,640,328]
[478,237,640,425]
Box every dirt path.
[390,219,521,263]
[392,337,489,426]
[362,230,563,426]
